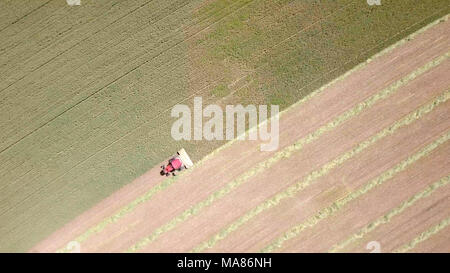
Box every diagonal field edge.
[329,174,450,253]
[261,129,450,253]
[131,59,449,253]
[57,15,449,252]
[0,0,53,34]
[3,0,261,220]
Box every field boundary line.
[1,0,252,211]
[0,0,248,95]
[57,15,448,252]
[261,130,450,253]
[125,52,449,253]
[4,0,263,220]
[0,0,53,34]
[56,174,183,251]
[194,14,450,166]
[394,217,450,253]
[193,90,450,253]
[0,0,254,157]
[329,174,450,253]
[7,1,277,212]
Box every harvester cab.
[160,148,194,177]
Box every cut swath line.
[130,61,449,253]
[329,175,450,253]
[199,14,450,157]
[0,0,53,34]
[14,0,349,221]
[261,131,450,253]
[394,217,450,253]
[194,91,450,253]
[56,174,185,252]
[57,16,448,252]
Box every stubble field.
[0,0,449,252]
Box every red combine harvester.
[160,148,194,177]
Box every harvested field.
[31,15,450,253]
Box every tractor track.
[31,15,450,253]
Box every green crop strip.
[194,90,450,253]
[58,15,449,253]
[129,58,449,253]
[261,131,450,253]
[394,217,450,253]
[329,175,450,253]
